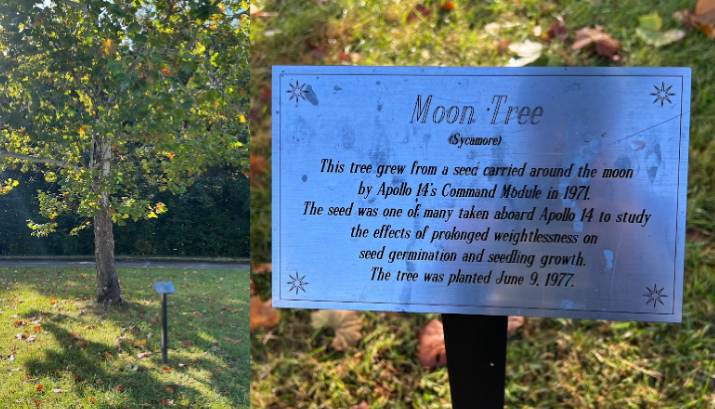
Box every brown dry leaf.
[181,340,193,347]
[697,0,715,14]
[114,384,125,392]
[252,262,272,274]
[547,20,568,41]
[572,27,620,59]
[250,296,280,332]
[158,399,174,405]
[675,0,715,38]
[351,402,369,409]
[407,4,432,23]
[508,316,525,335]
[311,310,363,351]
[162,366,171,373]
[250,155,269,188]
[418,319,447,368]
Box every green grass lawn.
[251,0,715,407]
[0,267,249,408]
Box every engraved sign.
[154,282,176,294]
[272,67,691,322]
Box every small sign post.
[153,282,176,364]
[271,66,691,406]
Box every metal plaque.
[272,66,690,322]
[154,282,176,294]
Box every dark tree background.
[0,167,249,258]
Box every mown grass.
[0,267,249,408]
[251,0,715,407]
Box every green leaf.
[636,28,685,47]
[638,13,662,32]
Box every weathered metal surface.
[153,282,176,294]
[272,66,690,322]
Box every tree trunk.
[95,204,123,304]
[94,136,123,305]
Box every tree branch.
[0,151,79,170]
[57,0,89,13]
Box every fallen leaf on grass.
[547,20,568,41]
[418,319,447,368]
[163,366,171,373]
[674,0,715,39]
[311,310,363,351]
[89,397,95,403]
[252,262,272,274]
[636,13,686,47]
[507,40,543,66]
[137,352,153,359]
[52,389,66,393]
[572,27,621,60]
[181,340,193,347]
[250,296,280,331]
[37,384,43,391]
[407,4,432,23]
[164,385,175,393]
[508,316,525,335]
[441,2,456,11]
[351,402,369,409]
[158,399,174,405]
[114,384,125,392]
[250,155,269,188]
[74,375,83,383]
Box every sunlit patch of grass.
[0,267,249,408]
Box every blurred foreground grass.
[251,0,715,407]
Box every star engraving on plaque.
[286,80,309,106]
[650,82,676,107]
[287,273,309,294]
[643,283,668,308]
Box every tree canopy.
[0,0,250,303]
[0,0,249,233]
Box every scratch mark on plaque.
[610,114,681,145]
[359,283,369,301]
[607,226,625,308]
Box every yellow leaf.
[148,212,158,219]
[239,115,246,123]
[79,126,86,136]
[102,39,117,56]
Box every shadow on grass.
[23,309,200,406]
[5,267,249,407]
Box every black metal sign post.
[442,314,508,408]
[153,282,176,364]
